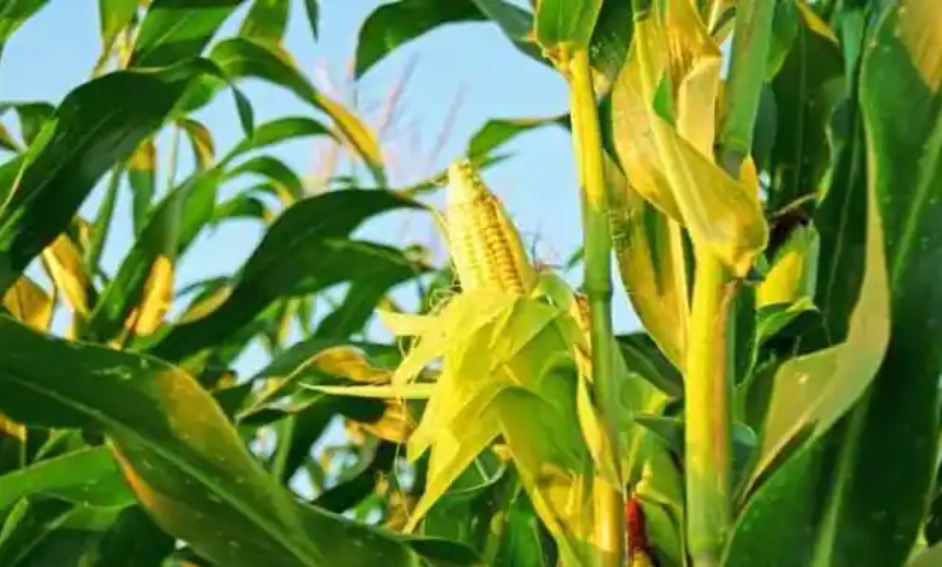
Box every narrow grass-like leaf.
[0,315,431,567]
[150,190,422,362]
[0,447,134,510]
[130,0,246,67]
[0,62,207,294]
[354,0,541,78]
[0,0,51,53]
[240,0,289,45]
[210,38,385,184]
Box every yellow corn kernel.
[445,160,537,295]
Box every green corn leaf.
[128,138,157,235]
[210,37,386,184]
[178,117,216,171]
[743,125,889,496]
[768,2,845,211]
[223,116,333,163]
[0,498,108,566]
[0,447,134,510]
[354,0,542,78]
[534,0,602,51]
[240,0,289,45]
[910,542,942,567]
[0,62,208,295]
[130,0,246,67]
[467,115,568,161]
[87,177,184,342]
[0,315,452,567]
[0,0,51,56]
[79,507,175,567]
[303,0,319,40]
[0,102,56,148]
[807,2,942,565]
[150,190,423,362]
[226,155,304,204]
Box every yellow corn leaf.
[496,388,597,567]
[0,411,25,442]
[125,255,173,336]
[308,383,436,400]
[41,233,92,317]
[745,160,890,493]
[757,223,820,307]
[612,11,768,275]
[667,0,722,155]
[2,276,53,330]
[405,408,501,531]
[308,346,389,384]
[357,401,414,443]
[608,155,688,369]
[376,309,435,337]
[179,284,232,324]
[385,290,516,385]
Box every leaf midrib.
[0,369,319,567]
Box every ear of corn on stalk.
[310,160,666,567]
[445,160,537,295]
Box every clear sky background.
[0,0,640,377]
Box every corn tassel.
[445,160,537,295]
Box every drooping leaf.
[226,155,304,204]
[129,0,246,67]
[0,0,51,54]
[223,116,333,163]
[0,102,56,148]
[151,190,422,362]
[0,315,433,567]
[354,0,542,78]
[0,62,208,294]
[210,38,385,184]
[467,115,567,161]
[179,117,215,171]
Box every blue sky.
[0,0,640,376]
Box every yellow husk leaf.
[611,3,768,275]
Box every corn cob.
[445,160,537,295]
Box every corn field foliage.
[0,0,941,566]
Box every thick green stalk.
[568,48,624,567]
[685,251,734,567]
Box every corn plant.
[1,1,942,567]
